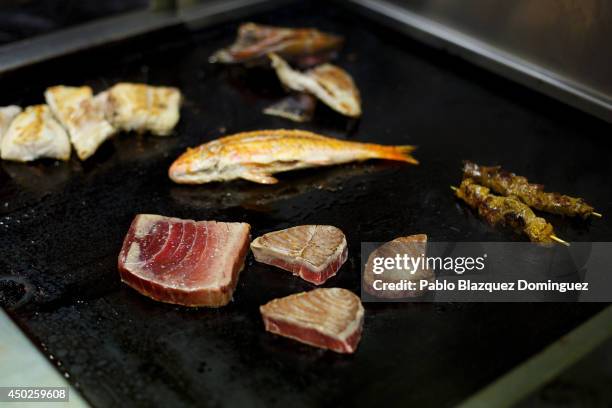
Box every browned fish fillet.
[210,23,343,66]
[260,288,364,353]
[270,53,361,117]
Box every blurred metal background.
[348,0,612,122]
[0,0,149,45]
[388,0,612,100]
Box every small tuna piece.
[363,234,434,298]
[260,288,364,353]
[251,225,347,285]
[118,214,250,307]
[107,83,181,136]
[1,105,71,162]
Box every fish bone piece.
[45,85,116,160]
[1,105,71,162]
[263,93,317,122]
[118,214,251,307]
[251,225,347,285]
[260,288,364,353]
[270,53,361,117]
[107,83,181,136]
[0,105,22,149]
[168,129,417,184]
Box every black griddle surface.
[1,1,611,407]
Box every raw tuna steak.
[260,288,364,353]
[118,214,250,307]
[250,225,347,285]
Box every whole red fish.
[169,129,418,184]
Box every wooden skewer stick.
[450,186,458,192]
[591,212,602,218]
[549,235,570,246]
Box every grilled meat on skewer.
[454,178,558,243]
[463,161,598,219]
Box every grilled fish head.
[169,144,222,184]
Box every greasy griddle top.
[1,1,611,407]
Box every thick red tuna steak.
[118,214,250,307]
[260,288,364,353]
[250,225,347,285]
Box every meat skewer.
[452,178,568,245]
[463,161,600,219]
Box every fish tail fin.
[371,145,419,165]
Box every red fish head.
[168,145,220,184]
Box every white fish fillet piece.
[1,105,71,162]
[0,105,22,150]
[270,53,361,117]
[45,85,116,160]
[107,83,181,136]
